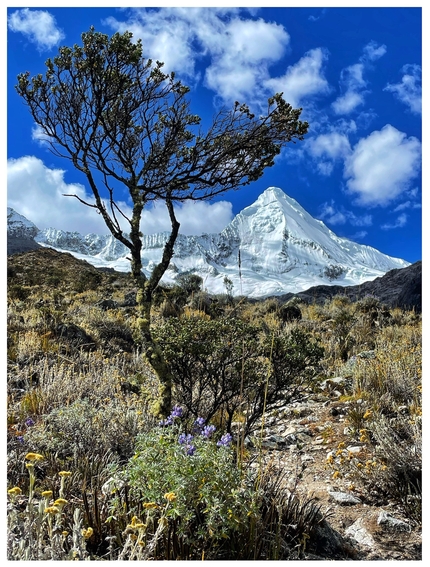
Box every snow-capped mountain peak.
[8,187,410,297]
[7,207,39,239]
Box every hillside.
[7,247,421,560]
[7,247,421,313]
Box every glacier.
[9,187,410,298]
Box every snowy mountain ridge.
[8,187,410,297]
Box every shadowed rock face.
[7,208,42,256]
[276,261,422,313]
[7,236,41,256]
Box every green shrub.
[111,409,255,559]
[153,317,324,434]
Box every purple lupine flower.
[186,444,196,456]
[159,415,174,427]
[217,433,233,447]
[170,405,183,419]
[25,418,35,427]
[178,433,194,445]
[16,436,24,444]
[159,405,184,426]
[194,417,206,431]
[202,424,216,439]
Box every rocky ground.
[245,385,422,561]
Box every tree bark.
[130,197,179,417]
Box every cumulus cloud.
[343,125,421,206]
[264,48,331,108]
[306,131,351,176]
[332,90,365,115]
[105,8,330,108]
[205,17,289,103]
[8,8,65,51]
[105,7,288,101]
[384,64,422,115]
[332,41,386,115]
[307,132,351,161]
[381,213,408,230]
[7,156,233,236]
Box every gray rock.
[377,510,411,532]
[97,299,119,310]
[345,518,375,547]
[328,491,362,505]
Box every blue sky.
[6,4,422,264]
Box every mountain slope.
[8,187,410,298]
[7,208,41,255]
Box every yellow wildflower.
[363,409,372,419]
[54,498,68,506]
[25,452,44,461]
[128,516,146,529]
[41,490,53,498]
[62,531,69,537]
[127,519,146,530]
[164,492,176,502]
[82,527,94,539]
[332,470,341,480]
[45,506,60,515]
[58,471,72,477]
[8,486,22,495]
[143,502,158,509]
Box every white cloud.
[384,64,422,115]
[332,42,386,116]
[332,64,367,115]
[8,8,65,51]
[104,9,202,78]
[105,7,289,105]
[318,202,346,224]
[105,8,331,109]
[381,213,408,230]
[205,17,289,103]
[7,156,233,236]
[349,230,368,240]
[316,162,334,176]
[141,200,233,235]
[306,132,351,176]
[264,48,331,108]
[318,200,372,227]
[393,200,421,212]
[343,125,421,206]
[332,90,365,115]
[307,132,351,161]
[32,124,52,146]
[361,40,387,62]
